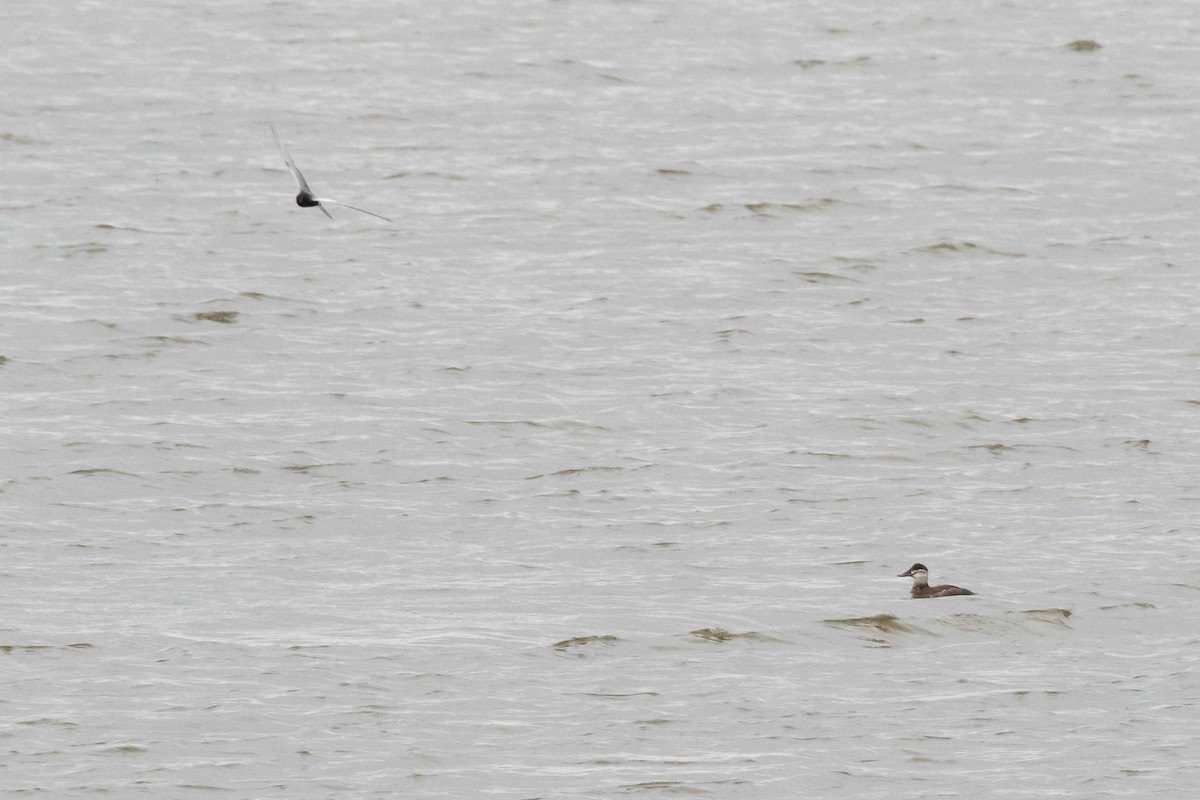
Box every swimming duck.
[898,563,975,598]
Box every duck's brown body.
[899,563,975,598]
[910,582,975,599]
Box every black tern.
[270,124,392,222]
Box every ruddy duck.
[898,563,975,598]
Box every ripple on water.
[821,609,1074,647]
[686,628,788,644]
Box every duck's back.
[928,584,974,597]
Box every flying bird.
[270,124,392,222]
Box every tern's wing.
[317,198,393,223]
[314,200,334,220]
[270,124,314,195]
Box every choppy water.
[3,0,1199,797]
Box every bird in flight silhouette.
[271,124,392,222]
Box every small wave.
[1016,608,1073,627]
[822,614,929,635]
[193,310,239,324]
[687,627,785,644]
[914,240,1025,258]
[552,635,620,654]
[0,642,93,653]
[64,468,135,478]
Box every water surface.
[3,1,1199,797]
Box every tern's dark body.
[295,190,321,209]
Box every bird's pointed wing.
[315,200,334,220]
[270,124,314,195]
[317,198,393,223]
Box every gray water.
[3,0,1199,797]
